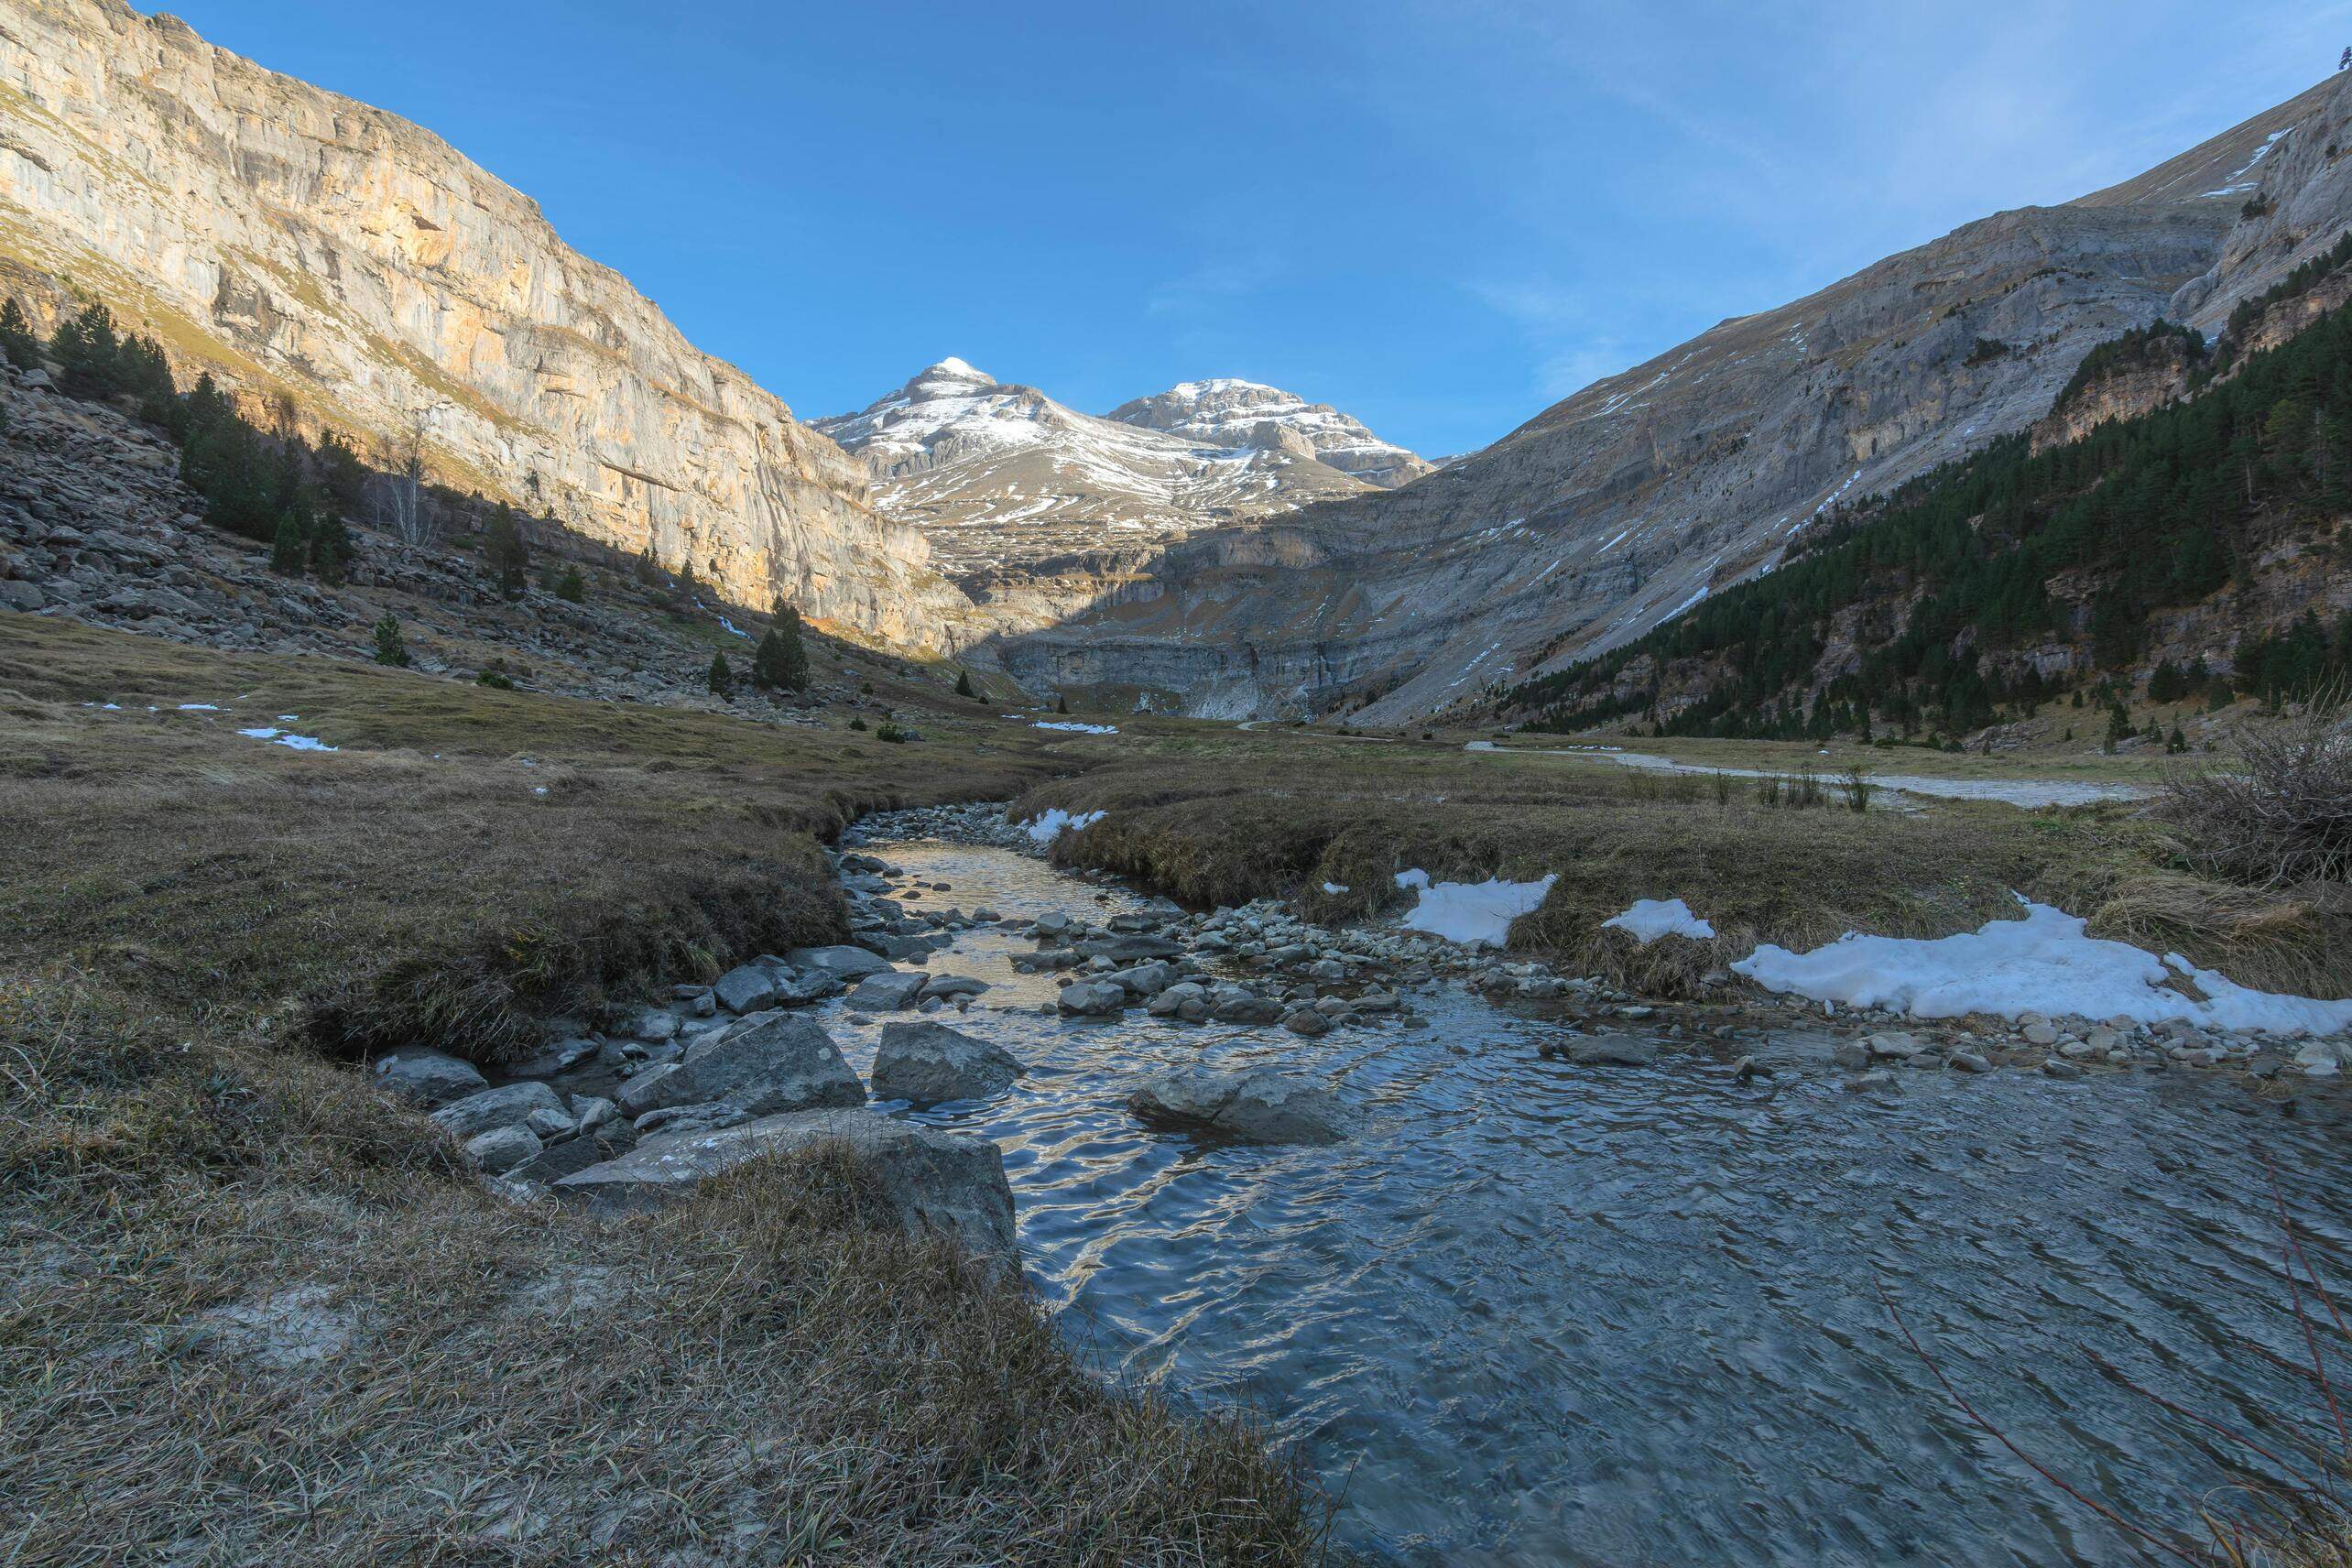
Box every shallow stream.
[821,834,2352,1566]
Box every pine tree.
[310,512,352,586]
[751,601,810,691]
[708,650,733,694]
[269,509,307,576]
[484,504,529,598]
[0,299,39,370]
[50,302,123,397]
[555,566,584,603]
[954,670,976,699]
[1055,691,1070,715]
[372,614,409,668]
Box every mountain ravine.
[0,0,970,647]
[982,72,2352,720]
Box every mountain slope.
[990,73,2352,719]
[811,359,1392,577]
[1105,379,1433,487]
[0,0,968,646]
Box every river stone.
[919,975,990,1002]
[847,971,928,1011]
[616,1013,863,1118]
[1866,1031,1922,1060]
[1566,1036,1659,1067]
[1057,979,1126,1017]
[1127,1066,1359,1145]
[509,1127,637,1185]
[431,1081,570,1140]
[371,1048,487,1109]
[1831,1040,1871,1072]
[555,1108,1018,1268]
[1949,1051,1993,1073]
[785,945,896,980]
[2042,1058,2084,1081]
[1210,985,1283,1025]
[872,1022,1023,1104]
[508,1035,601,1079]
[712,964,779,1015]
[1148,981,1209,1019]
[1282,1005,1333,1038]
[2021,1021,2060,1047]
[463,1123,542,1175]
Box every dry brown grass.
[0,977,1329,1567]
[0,618,1327,1566]
[1011,733,2352,1000]
[2160,700,2352,889]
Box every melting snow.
[1034,720,1118,735]
[1733,898,2352,1036]
[1393,868,1559,947]
[1020,808,1105,844]
[237,726,338,753]
[1322,881,1351,895]
[176,702,220,712]
[1604,898,1715,944]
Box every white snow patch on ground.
[1034,720,1118,735]
[719,615,750,638]
[1733,898,2352,1035]
[237,726,339,753]
[1322,881,1351,895]
[1604,898,1716,944]
[1393,868,1558,947]
[1021,808,1105,844]
[176,703,220,712]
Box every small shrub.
[475,670,514,691]
[555,566,584,603]
[2160,696,2352,887]
[847,715,868,732]
[1839,767,1874,812]
[876,723,910,744]
[1712,770,1734,808]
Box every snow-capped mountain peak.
[812,361,1419,577]
[1105,379,1432,487]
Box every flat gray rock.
[1056,979,1126,1017]
[786,944,896,980]
[430,1080,569,1140]
[615,1012,863,1119]
[463,1123,542,1174]
[1566,1036,1659,1067]
[1127,1066,1358,1145]
[556,1107,1018,1268]
[712,964,779,1015]
[371,1048,487,1108]
[872,1021,1023,1104]
[847,971,927,1011]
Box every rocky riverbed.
[366,798,2352,1563]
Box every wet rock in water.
[632,1100,756,1138]
[1209,985,1283,1025]
[1282,1005,1334,1038]
[1127,1066,1360,1145]
[1103,960,1175,997]
[556,1107,1018,1269]
[630,1010,681,1044]
[872,1021,1023,1104]
[371,1048,487,1108]
[712,964,780,1015]
[463,1123,542,1175]
[431,1081,571,1140]
[1565,1036,1659,1068]
[1845,1069,1902,1095]
[846,971,927,1011]
[919,974,989,1003]
[1056,979,1127,1017]
[615,1012,863,1119]
[1831,1040,1871,1072]
[507,1035,602,1079]
[1148,981,1211,1021]
[785,945,896,981]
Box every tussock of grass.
[0,975,1328,1566]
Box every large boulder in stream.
[872,1022,1023,1104]
[555,1108,1018,1269]
[616,1012,863,1119]
[1127,1066,1360,1145]
[785,945,896,981]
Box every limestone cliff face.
[0,0,971,646]
[995,73,2352,719]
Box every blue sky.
[151,1,2349,457]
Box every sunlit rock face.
[0,0,970,647]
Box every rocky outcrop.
[991,73,2352,720]
[0,0,972,648]
[1105,379,1432,487]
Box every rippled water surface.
[822,837,2352,1565]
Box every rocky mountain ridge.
[987,72,2352,719]
[0,0,967,648]
[812,358,1419,579]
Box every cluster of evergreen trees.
[1508,267,2352,741]
[16,294,826,691]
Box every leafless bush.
[2161,693,2352,888]
[370,408,436,548]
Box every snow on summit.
[811,359,1425,575]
